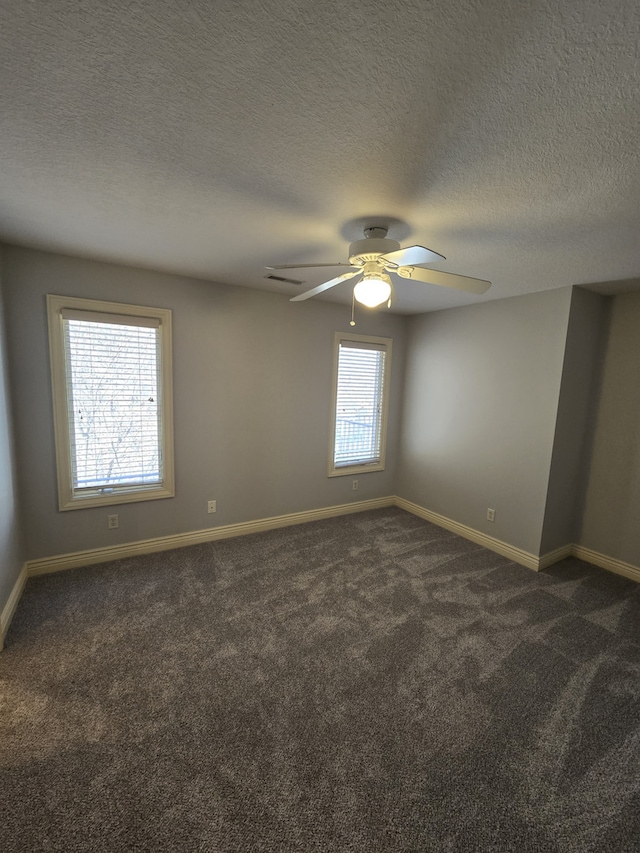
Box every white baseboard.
[25,496,395,577]
[572,545,640,584]
[394,497,640,582]
[4,497,638,647]
[538,544,573,570]
[1,562,28,649]
[394,496,540,571]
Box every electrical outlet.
[352,479,359,491]
[486,508,496,522]
[208,500,217,513]
[108,514,119,529]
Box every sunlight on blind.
[64,318,162,492]
[334,344,386,467]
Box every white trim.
[6,501,638,642]
[26,497,395,577]
[394,497,640,582]
[46,294,175,511]
[538,544,573,570]
[394,496,541,571]
[328,331,392,478]
[572,545,640,584]
[1,562,28,649]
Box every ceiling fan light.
[353,275,392,308]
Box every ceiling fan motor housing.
[348,237,400,265]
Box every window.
[47,295,174,510]
[329,331,392,477]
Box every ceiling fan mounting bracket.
[363,226,388,240]
[348,224,402,264]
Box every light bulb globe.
[353,276,392,308]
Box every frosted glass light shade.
[353,276,392,308]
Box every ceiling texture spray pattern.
[1,0,639,312]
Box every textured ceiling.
[1,0,639,313]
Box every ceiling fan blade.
[395,265,491,294]
[267,263,357,270]
[290,270,361,302]
[381,245,445,267]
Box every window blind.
[63,315,163,494]
[334,342,386,467]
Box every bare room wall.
[539,287,610,555]
[396,288,573,556]
[0,247,25,623]
[579,291,640,566]
[1,246,406,562]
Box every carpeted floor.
[1,507,639,852]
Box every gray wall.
[1,246,406,561]
[396,288,573,556]
[4,243,637,574]
[0,247,25,621]
[539,288,610,555]
[579,291,640,566]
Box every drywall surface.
[396,288,573,555]
[0,247,25,616]
[539,288,610,555]
[1,246,406,561]
[579,292,640,566]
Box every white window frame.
[47,294,175,511]
[328,331,392,477]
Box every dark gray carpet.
[1,508,639,852]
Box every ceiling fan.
[267,225,491,309]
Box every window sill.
[328,462,385,478]
[58,484,175,511]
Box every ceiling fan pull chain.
[350,288,356,326]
